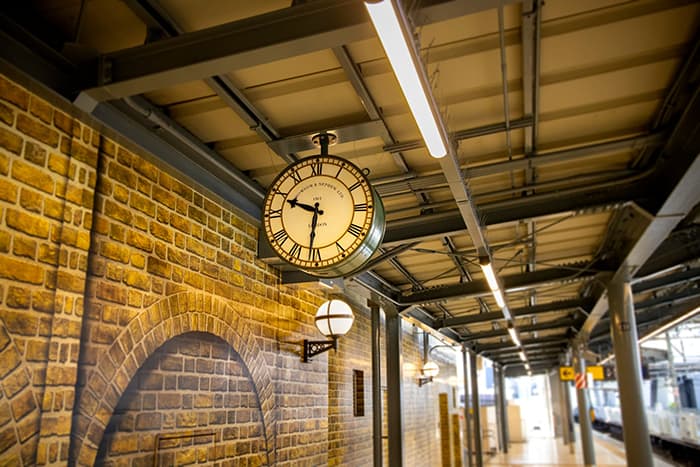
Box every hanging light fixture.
[302,299,355,362]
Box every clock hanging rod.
[312,132,337,156]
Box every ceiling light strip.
[365,0,448,158]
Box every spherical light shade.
[315,299,355,338]
[422,361,439,378]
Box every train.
[573,367,700,465]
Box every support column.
[498,365,508,453]
[370,300,383,467]
[572,345,596,467]
[470,352,483,467]
[462,348,473,467]
[493,365,503,452]
[608,268,653,467]
[562,375,575,454]
[385,304,404,467]
[559,378,570,446]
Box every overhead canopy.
[2,0,699,374]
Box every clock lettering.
[310,159,323,176]
[348,181,361,192]
[268,208,282,218]
[335,242,345,253]
[354,203,368,212]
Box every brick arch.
[71,292,276,466]
[0,320,40,466]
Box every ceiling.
[2,0,700,376]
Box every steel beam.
[475,337,568,353]
[440,298,589,328]
[462,318,576,342]
[382,177,646,246]
[399,265,597,307]
[79,0,515,101]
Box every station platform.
[485,431,676,466]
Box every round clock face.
[263,155,385,276]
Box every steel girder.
[438,298,591,328]
[462,317,578,342]
[78,0,522,102]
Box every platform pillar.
[608,267,653,467]
[469,352,483,467]
[462,348,473,467]
[370,300,382,467]
[572,345,596,466]
[385,304,404,467]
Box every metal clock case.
[263,155,385,278]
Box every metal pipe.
[608,268,653,467]
[572,344,596,466]
[470,352,483,467]
[462,347,473,467]
[370,300,383,467]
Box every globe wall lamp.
[418,360,440,387]
[303,299,355,362]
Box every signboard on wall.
[559,366,604,381]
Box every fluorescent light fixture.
[507,327,521,347]
[518,351,527,362]
[480,260,506,308]
[365,0,447,158]
[638,305,700,344]
[598,306,700,364]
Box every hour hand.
[287,197,316,213]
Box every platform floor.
[484,431,677,466]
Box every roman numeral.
[268,208,282,218]
[335,242,345,253]
[335,165,344,177]
[289,170,302,183]
[354,203,368,212]
[309,248,321,262]
[310,159,323,176]
[289,243,302,259]
[348,181,361,191]
[273,230,288,245]
[348,224,363,237]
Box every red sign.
[574,372,587,389]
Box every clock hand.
[309,202,322,259]
[287,197,317,213]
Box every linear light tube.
[365,0,447,158]
[598,305,700,365]
[518,351,527,362]
[480,261,506,308]
[507,327,521,347]
[638,305,700,344]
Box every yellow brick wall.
[0,73,459,466]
